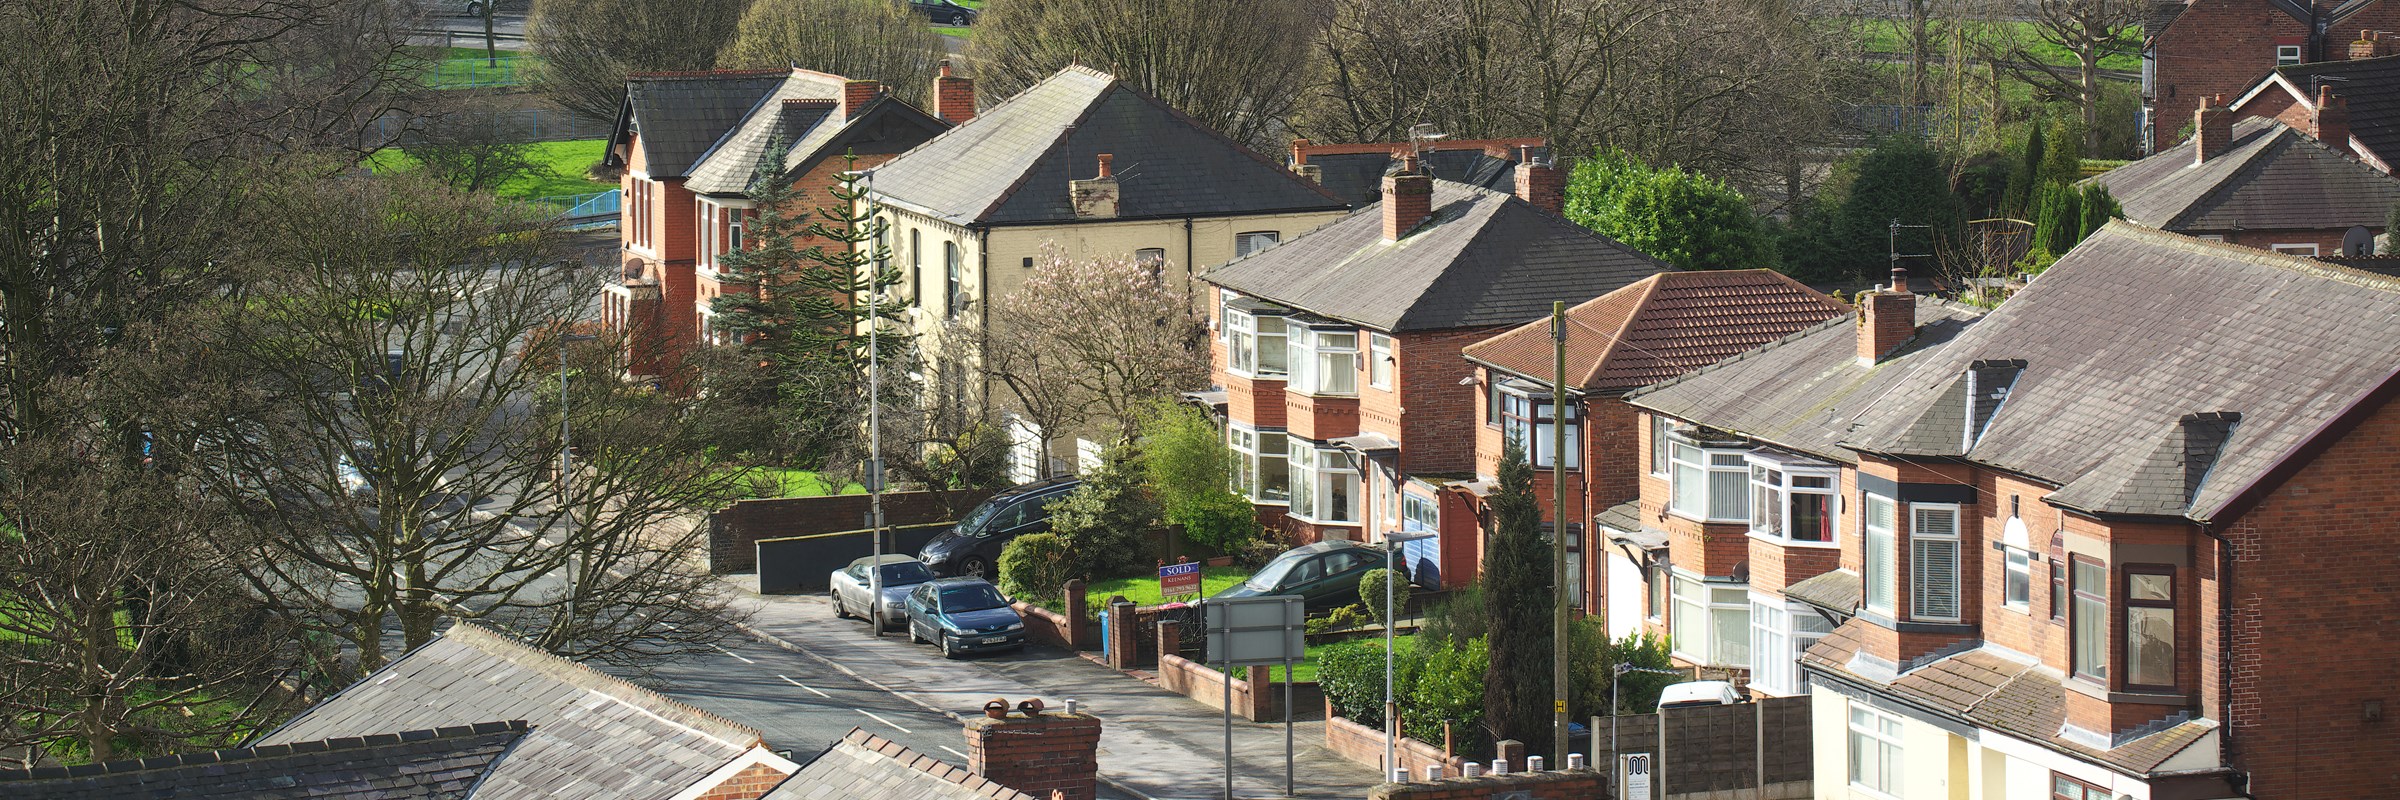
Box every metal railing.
[535,189,621,224]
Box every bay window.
[1749,598,1834,696]
[1669,573,1749,667]
[1498,384,1579,468]
[1286,325,1358,396]
[2125,566,2176,690]
[1910,504,1962,622]
[1286,442,1357,523]
[1668,436,1749,522]
[1864,494,1897,615]
[1226,426,1289,503]
[1746,451,1837,544]
[1223,302,1290,378]
[2071,556,2107,682]
[1848,705,1903,796]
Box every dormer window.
[1746,450,1838,545]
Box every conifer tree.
[1481,440,1554,754]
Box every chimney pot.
[1390,768,1407,783]
[1095,154,1113,179]
[1489,759,1509,775]
[1890,266,1908,293]
[983,699,1010,719]
[1063,699,1078,716]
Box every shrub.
[1314,638,1413,727]
[1564,148,1777,271]
[1236,535,1286,569]
[1358,568,1411,626]
[1308,604,1372,634]
[1137,401,1260,553]
[1408,636,1489,752]
[1045,443,1159,580]
[996,532,1072,603]
[1418,583,1486,649]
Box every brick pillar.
[1062,579,1088,650]
[1494,739,1525,774]
[1157,619,1180,660]
[1856,267,1917,366]
[965,704,1103,800]
[1513,157,1564,215]
[1383,154,1433,240]
[1106,601,1138,670]
[1244,665,1271,720]
[932,60,976,124]
[842,79,882,119]
[2194,95,2232,164]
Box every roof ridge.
[867,67,1116,215]
[628,69,789,80]
[1105,81,1347,206]
[2095,220,2400,293]
[436,622,765,748]
[1579,277,1656,388]
[970,79,1123,224]
[837,728,1043,800]
[8,721,529,781]
[2162,119,2291,230]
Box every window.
[2050,560,2067,621]
[1667,436,1749,522]
[2052,772,2107,800]
[2125,566,2176,689]
[1747,452,1837,544]
[1485,379,1502,426]
[2270,243,2319,256]
[1649,415,1671,476]
[1863,494,1897,615]
[1134,247,1167,277]
[1910,504,1961,622]
[1401,493,1437,532]
[1367,333,1394,389]
[1286,326,1358,396]
[729,210,745,252]
[1227,426,1289,503]
[1223,305,1290,377]
[2276,44,2303,66]
[1848,705,1903,796]
[1498,386,1579,468]
[2005,547,2032,611]
[2071,556,2107,682]
[1749,599,1834,696]
[1669,574,1749,667]
[942,241,964,318]
[1236,230,1280,257]
[910,229,924,305]
[1672,574,1706,661]
[1286,442,1357,523]
[1648,564,1668,621]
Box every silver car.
[831,555,936,629]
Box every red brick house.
[2088,99,2400,255]
[599,66,967,379]
[1455,270,1849,634]
[2142,0,2400,153]
[1197,156,1670,567]
[2229,46,2400,173]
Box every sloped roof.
[259,623,762,800]
[619,70,789,179]
[1202,181,1674,332]
[1464,270,1848,394]
[1782,568,1862,616]
[1309,148,1538,206]
[2262,53,2400,168]
[1624,300,1985,464]
[865,66,1346,226]
[1843,223,2400,520]
[682,71,847,195]
[0,721,525,800]
[2087,117,2400,232]
[764,728,1041,800]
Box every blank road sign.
[1202,595,1304,666]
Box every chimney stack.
[932,60,976,125]
[1858,267,1918,366]
[842,79,882,120]
[1513,148,1564,215]
[2314,85,2352,154]
[2350,30,2387,60]
[2194,95,2232,164]
[1070,154,1120,219]
[1383,153,1434,240]
[964,698,1102,800]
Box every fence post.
[1063,579,1087,650]
[1158,619,1180,663]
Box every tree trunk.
[2080,50,2101,155]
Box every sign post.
[1203,595,1305,800]
[1159,560,1202,601]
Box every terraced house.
[2091,97,2400,256]
[2142,0,2400,153]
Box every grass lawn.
[407,46,535,89]
[363,138,613,201]
[1040,565,1250,617]
[731,466,865,499]
[1851,20,2141,72]
[933,25,973,37]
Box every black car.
[909,0,977,25]
[917,476,1080,579]
[1209,541,1385,612]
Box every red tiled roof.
[1462,270,1848,393]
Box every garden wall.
[1325,696,1812,798]
[1013,581,1091,650]
[1323,708,1468,781]
[708,488,991,573]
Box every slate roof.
[1464,270,1848,394]
[681,70,848,195]
[259,623,763,800]
[2086,117,2400,232]
[864,66,1347,226]
[1308,148,1540,207]
[1593,500,1643,536]
[616,70,789,179]
[1202,180,1675,332]
[1624,300,1985,464]
[2142,0,2185,41]
[1843,223,2400,520]
[1781,568,1862,616]
[2262,53,2400,169]
[764,728,1040,800]
[0,721,526,800]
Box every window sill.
[1285,514,1360,527]
[1248,499,1291,507]
[1227,369,1288,382]
[1292,391,1358,400]
[1746,531,1841,549]
[1667,509,1748,526]
[1847,783,1902,800]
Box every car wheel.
[960,555,990,580]
[940,634,957,659]
[909,624,925,644]
[465,1,484,16]
[832,596,847,619]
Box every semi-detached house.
[2089,100,2400,256]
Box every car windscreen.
[1246,550,1311,590]
[938,584,1010,613]
[879,562,934,585]
[955,497,1005,537]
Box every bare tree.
[527,0,750,122]
[874,321,1013,501]
[983,248,1209,476]
[1993,0,2143,155]
[717,0,946,105]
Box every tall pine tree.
[1481,440,1554,755]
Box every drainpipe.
[2198,521,2258,800]
[978,227,992,407]
[1184,217,1196,295]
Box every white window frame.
[1498,382,1579,469]
[1134,247,1167,277]
[728,208,745,253]
[1848,704,1904,797]
[1745,450,1840,547]
[1401,492,1437,532]
[943,240,963,319]
[2276,44,2303,66]
[1236,230,1280,257]
[1668,571,1749,668]
[2003,546,2033,612]
[1226,425,1289,505]
[1667,435,1749,523]
[1748,595,1834,696]
[1286,325,1358,397]
[1285,441,1358,523]
[1223,304,1291,379]
[1649,415,1672,476]
[1864,493,1898,616]
[1367,332,1394,390]
[1910,503,1963,623]
[2270,243,2319,256]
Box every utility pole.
[865,173,887,639]
[1550,300,1570,762]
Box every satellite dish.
[2342,225,2375,257]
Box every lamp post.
[557,331,598,629]
[1381,529,1437,782]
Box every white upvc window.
[1863,493,1897,616]
[1498,382,1579,468]
[1367,332,1394,389]
[728,209,745,252]
[1910,503,1963,622]
[1848,704,1904,796]
[1649,415,1671,476]
[1223,304,1289,378]
[1668,435,1749,522]
[1746,450,1839,545]
[1286,441,1358,523]
[1748,596,1835,696]
[2276,44,2303,66]
[1226,425,1289,504]
[1669,572,1750,667]
[1286,325,1358,396]
[2004,545,2033,611]
[2270,243,2319,256]
[1236,230,1280,257]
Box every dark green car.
[1209,541,1386,612]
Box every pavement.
[717,575,1384,800]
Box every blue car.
[905,578,1027,658]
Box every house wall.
[1388,327,1502,475]
[2147,0,2400,152]
[2186,226,2378,255]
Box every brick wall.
[965,711,1103,800]
[2151,0,2400,152]
[1345,697,1812,798]
[1322,708,1468,780]
[1394,328,1504,475]
[1287,392,1360,442]
[690,762,790,800]
[707,488,993,573]
[1370,769,1607,800]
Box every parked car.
[917,476,1081,579]
[909,0,977,25]
[1656,681,1744,711]
[1208,540,1384,612]
[905,578,1026,658]
[830,554,936,629]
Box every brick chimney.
[2314,85,2352,154]
[1513,150,1564,215]
[1289,139,1324,183]
[842,79,882,120]
[2350,30,2388,60]
[2194,95,2232,165]
[1383,154,1434,240]
[1857,267,1918,366]
[964,699,1101,800]
[932,60,976,125]
[1070,154,1119,219]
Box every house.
[2087,99,2400,255]
[1197,154,1671,558]
[599,65,964,379]
[1657,223,2400,799]
[1617,270,1984,695]
[1456,270,1850,634]
[256,622,801,800]
[2230,47,2400,173]
[0,721,528,799]
[1287,137,1549,206]
[2141,0,2400,153]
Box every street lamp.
[1380,529,1437,782]
[557,331,598,629]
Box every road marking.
[778,675,830,698]
[712,645,755,664]
[858,710,912,733]
[941,746,969,760]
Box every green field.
[731,466,866,499]
[1852,20,2141,73]
[364,138,612,201]
[1040,565,1250,617]
[411,45,535,89]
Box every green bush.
[1046,443,1159,580]
[1564,148,1777,271]
[1137,402,1261,554]
[1564,620,1679,718]
[1308,603,1372,634]
[996,532,1072,603]
[1314,638,1412,727]
[1418,583,1486,649]
[1409,636,1489,753]
[1358,568,1411,626]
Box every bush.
[996,532,1072,603]
[1314,638,1412,727]
[1418,583,1486,649]
[1137,402,1261,554]
[1236,535,1287,569]
[1308,604,1372,634]
[1564,148,1777,271]
[1045,443,1159,580]
[1409,637,1490,753]
[1563,619,1679,718]
[1358,568,1411,626]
